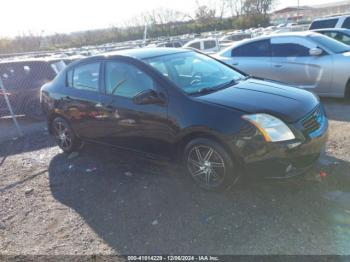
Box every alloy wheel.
[187,145,226,188]
[53,120,72,151]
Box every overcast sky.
[0,0,345,37]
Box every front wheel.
[184,138,239,191]
[51,117,82,153]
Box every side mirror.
[309,47,323,56]
[132,89,165,105]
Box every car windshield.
[309,34,350,53]
[145,52,244,95]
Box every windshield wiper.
[189,79,238,96]
[212,79,238,90]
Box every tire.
[184,138,239,191]
[51,117,82,153]
[345,81,350,101]
[25,98,45,121]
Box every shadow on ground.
[321,98,350,123]
[48,143,350,254]
[0,117,51,158]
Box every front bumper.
[243,130,328,179]
[234,107,329,179]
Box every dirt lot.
[1,98,350,256]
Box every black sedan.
[40,48,328,191]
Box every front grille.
[302,106,322,135]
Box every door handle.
[232,62,239,66]
[273,64,282,68]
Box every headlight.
[242,113,295,142]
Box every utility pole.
[297,0,300,24]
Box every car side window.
[342,17,350,29]
[204,40,216,49]
[272,43,310,57]
[232,40,270,57]
[105,61,155,98]
[310,18,338,29]
[335,32,350,45]
[322,31,337,38]
[189,42,201,50]
[71,63,100,92]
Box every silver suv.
[214,32,350,98]
[309,15,350,30]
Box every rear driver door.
[270,36,333,93]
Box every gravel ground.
[0,98,350,256]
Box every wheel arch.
[176,129,242,166]
[47,112,77,137]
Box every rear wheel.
[184,138,239,191]
[51,117,82,153]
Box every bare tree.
[224,0,245,17]
[242,0,277,17]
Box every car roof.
[313,28,350,33]
[219,31,318,51]
[101,48,190,60]
[312,14,350,21]
[64,48,193,69]
[217,31,322,55]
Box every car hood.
[197,78,319,123]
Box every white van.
[309,15,350,30]
[183,38,220,54]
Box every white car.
[183,38,220,54]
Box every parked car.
[41,48,328,191]
[219,33,251,43]
[215,32,350,98]
[309,15,350,30]
[312,28,350,45]
[0,58,66,120]
[156,41,183,48]
[183,38,220,54]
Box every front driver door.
[270,36,333,94]
[98,59,171,156]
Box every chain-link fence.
[0,56,73,140]
[0,76,23,138]
[0,52,85,141]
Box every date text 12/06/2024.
[127,255,219,261]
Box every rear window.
[342,17,350,29]
[309,18,338,29]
